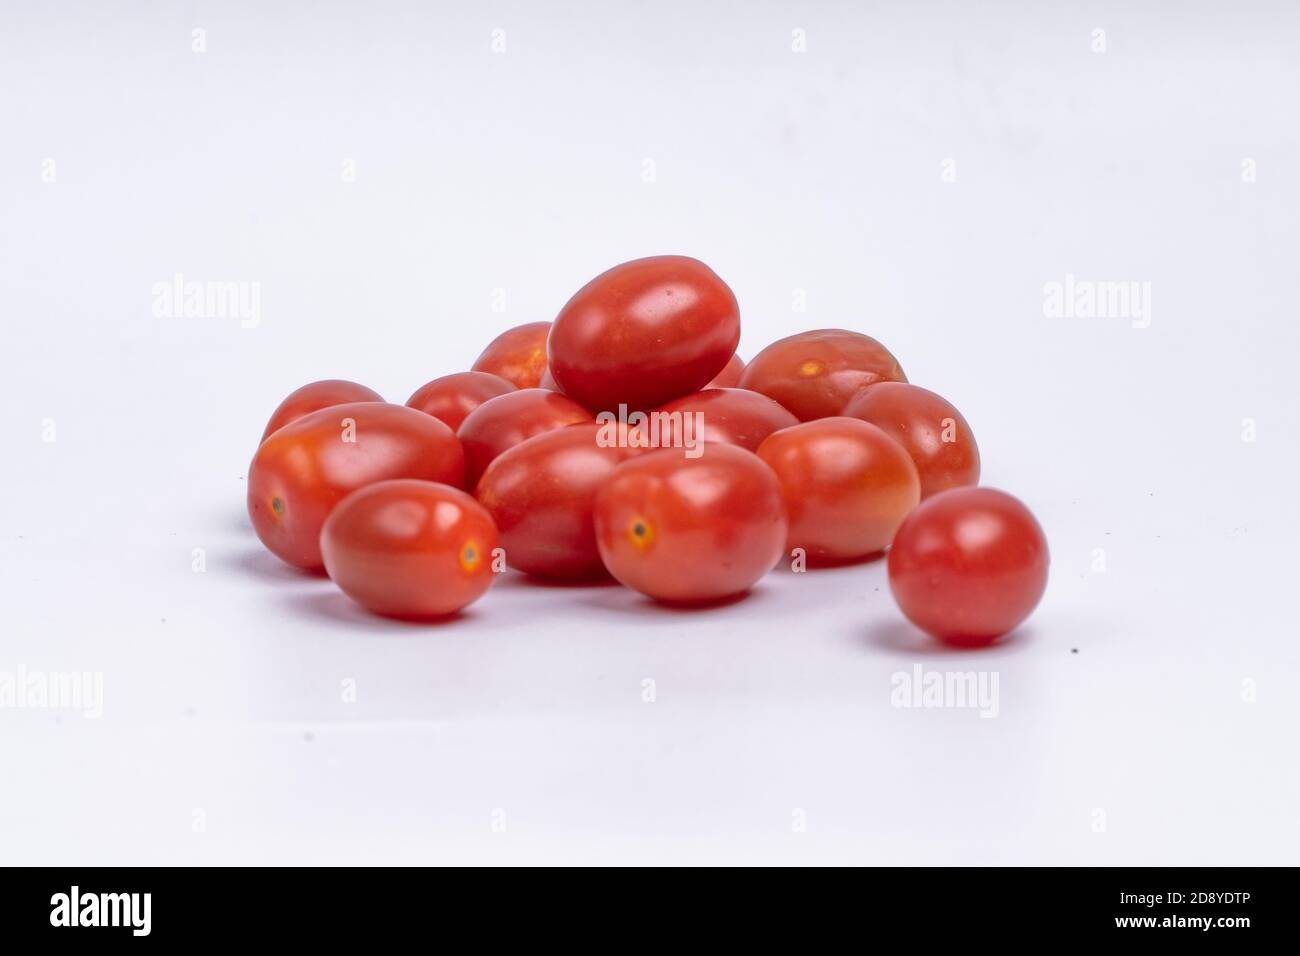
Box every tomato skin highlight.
[261,380,384,442]
[739,329,906,421]
[756,417,920,564]
[476,423,629,580]
[471,321,551,389]
[648,387,799,453]
[842,382,980,499]
[548,255,741,412]
[888,487,1049,647]
[406,371,517,432]
[248,402,465,571]
[456,388,596,490]
[705,353,745,389]
[321,480,499,619]
[593,445,787,603]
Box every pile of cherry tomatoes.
[248,255,1048,647]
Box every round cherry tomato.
[843,382,980,499]
[476,423,629,580]
[261,379,383,442]
[888,487,1048,647]
[548,255,740,412]
[248,402,465,570]
[471,321,551,389]
[646,387,799,453]
[321,480,499,619]
[739,329,906,421]
[705,353,745,389]
[406,371,516,431]
[593,445,787,603]
[456,388,595,490]
[756,417,919,564]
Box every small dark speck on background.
[1071,648,1079,654]
[161,618,167,623]
[303,731,315,743]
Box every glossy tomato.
[705,353,745,389]
[756,417,920,564]
[476,423,629,580]
[646,387,799,453]
[471,321,551,389]
[456,388,595,490]
[888,487,1048,647]
[740,329,906,421]
[548,255,740,412]
[843,382,979,499]
[406,371,516,431]
[593,445,787,603]
[248,402,465,570]
[261,379,383,442]
[321,480,499,619]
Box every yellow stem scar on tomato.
[270,496,286,518]
[628,518,655,552]
[798,360,824,378]
[459,540,482,573]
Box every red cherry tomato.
[538,367,560,390]
[261,379,384,442]
[705,353,745,389]
[471,321,551,389]
[843,382,980,499]
[456,388,595,490]
[593,445,787,603]
[888,487,1049,647]
[756,417,920,564]
[321,480,499,619]
[476,423,629,580]
[248,402,465,570]
[647,387,799,453]
[548,256,740,412]
[406,371,517,431]
[740,329,906,421]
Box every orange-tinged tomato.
[457,388,595,490]
[471,321,551,389]
[406,371,516,431]
[261,379,384,442]
[646,387,799,453]
[740,329,906,421]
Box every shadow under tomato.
[863,619,1033,657]
[578,583,770,618]
[492,569,621,591]
[235,546,327,582]
[771,549,887,572]
[281,589,479,632]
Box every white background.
[2,1,1297,865]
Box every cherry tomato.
[646,387,799,453]
[705,353,745,389]
[248,402,465,570]
[843,382,980,499]
[739,329,906,421]
[538,367,560,390]
[406,371,516,431]
[261,379,383,442]
[456,388,595,489]
[888,487,1048,647]
[471,321,551,389]
[756,417,919,564]
[548,255,740,412]
[321,480,499,619]
[476,423,629,580]
[593,445,787,603]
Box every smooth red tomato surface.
[261,379,384,442]
[321,480,499,619]
[646,387,799,453]
[248,402,465,571]
[406,371,516,431]
[476,423,629,580]
[888,487,1049,647]
[593,445,787,603]
[843,382,980,499]
[471,321,551,389]
[548,255,740,412]
[456,388,595,490]
[705,353,745,389]
[739,329,906,421]
[756,417,920,564]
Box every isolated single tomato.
[456,388,595,489]
[548,255,740,412]
[406,371,517,431]
[471,321,551,389]
[756,417,920,564]
[593,445,787,603]
[646,387,799,453]
[739,329,906,421]
[843,382,980,499]
[248,402,465,570]
[321,480,499,619]
[476,423,628,580]
[705,353,745,389]
[260,379,384,442]
[888,487,1048,647]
